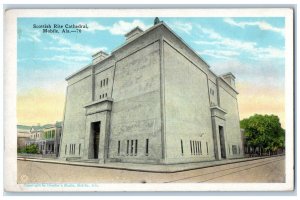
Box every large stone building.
[60,20,244,164]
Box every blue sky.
[17,17,286,126]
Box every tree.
[240,114,285,156]
[18,144,39,154]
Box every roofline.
[65,21,230,82]
[124,26,143,37]
[65,64,92,81]
[220,72,236,79]
[92,50,109,57]
[218,76,239,94]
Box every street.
[17,155,285,183]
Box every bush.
[18,144,39,154]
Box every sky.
[17,17,285,127]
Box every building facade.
[20,122,62,156]
[60,21,244,164]
[17,125,31,150]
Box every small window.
[106,78,108,85]
[130,140,134,156]
[206,142,209,155]
[229,144,231,154]
[200,141,202,155]
[69,144,71,154]
[126,140,129,155]
[74,144,76,155]
[100,80,102,87]
[190,140,192,155]
[103,79,106,86]
[193,141,196,155]
[180,140,184,155]
[79,144,81,155]
[117,141,120,156]
[105,93,107,97]
[145,139,149,156]
[134,140,138,156]
[65,144,67,155]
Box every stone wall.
[60,69,92,159]
[163,41,215,164]
[109,41,162,163]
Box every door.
[219,126,226,159]
[91,121,101,159]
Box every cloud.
[109,20,151,35]
[224,18,284,35]
[79,20,151,35]
[79,21,108,32]
[195,25,284,60]
[33,55,91,64]
[48,35,107,55]
[197,50,240,60]
[18,28,42,43]
[170,21,193,35]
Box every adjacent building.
[60,20,244,164]
[17,125,31,150]
[18,122,62,156]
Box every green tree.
[240,114,285,156]
[18,144,39,154]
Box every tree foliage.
[240,114,285,154]
[18,144,39,154]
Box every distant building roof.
[17,125,32,131]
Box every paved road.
[17,156,285,183]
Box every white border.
[3,8,294,192]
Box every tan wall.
[218,82,243,158]
[109,41,162,163]
[163,41,215,164]
[61,74,92,158]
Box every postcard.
[4,8,294,192]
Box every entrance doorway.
[91,121,100,159]
[219,126,226,159]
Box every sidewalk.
[17,155,284,173]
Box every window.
[105,93,107,97]
[106,78,108,85]
[117,141,120,156]
[126,140,129,155]
[200,141,202,155]
[130,140,134,156]
[229,144,231,154]
[65,145,67,155]
[74,144,76,155]
[79,144,81,155]
[190,140,192,155]
[206,142,209,155]
[210,88,215,96]
[181,140,184,155]
[69,144,71,154]
[100,80,103,87]
[145,139,149,156]
[134,140,138,156]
